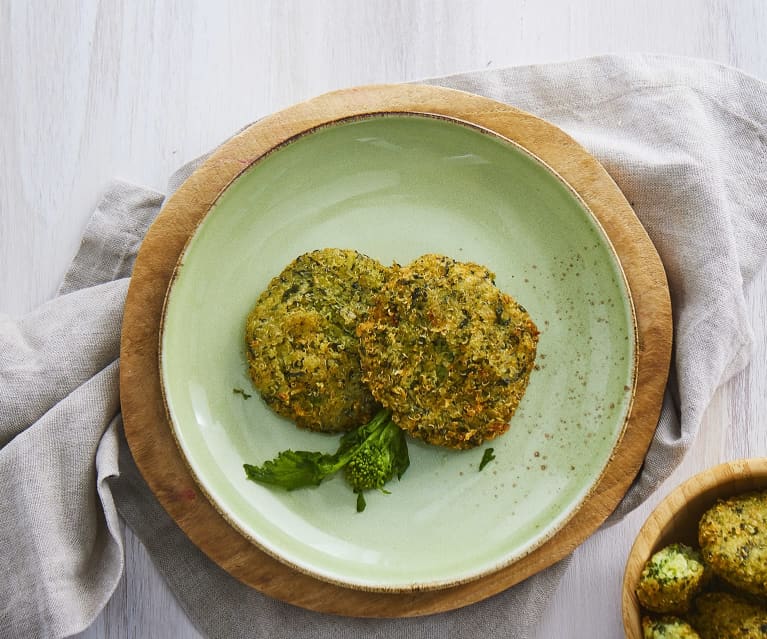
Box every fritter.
[356,254,538,450]
[698,490,767,598]
[245,248,389,433]
[641,616,701,639]
[688,592,767,639]
[636,543,709,614]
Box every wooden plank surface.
[1,2,765,637]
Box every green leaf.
[337,408,391,455]
[356,492,367,512]
[479,447,496,471]
[244,449,340,490]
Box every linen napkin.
[1,54,766,639]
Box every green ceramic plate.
[160,113,636,591]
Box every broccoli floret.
[345,448,393,491]
[244,409,409,511]
[339,409,410,493]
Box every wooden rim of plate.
[120,83,672,617]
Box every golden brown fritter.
[356,254,538,450]
[641,616,701,639]
[245,248,390,433]
[698,490,767,598]
[636,543,709,614]
[688,592,767,639]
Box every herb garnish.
[244,409,409,511]
[479,447,496,471]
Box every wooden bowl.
[622,457,767,638]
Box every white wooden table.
[2,2,765,637]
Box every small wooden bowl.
[622,457,767,638]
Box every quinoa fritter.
[698,490,767,598]
[245,248,389,433]
[688,592,767,639]
[356,254,538,450]
[636,543,710,614]
[641,616,701,639]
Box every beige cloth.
[1,54,766,638]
